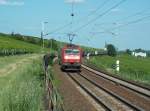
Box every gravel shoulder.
[53,64,97,111]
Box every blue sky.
[0,0,150,50]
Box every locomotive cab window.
[65,49,80,55]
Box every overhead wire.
[44,1,75,36]
[73,0,127,32]
[45,0,110,36]
[91,15,150,35]
[44,23,71,36]
[45,0,128,39]
[115,15,150,29]
[94,7,150,27]
[91,7,150,34]
[115,8,150,22]
[75,0,110,23]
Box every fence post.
[116,60,120,72]
[86,53,90,60]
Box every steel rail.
[67,72,111,111]
[78,72,142,111]
[82,64,150,98]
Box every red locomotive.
[59,44,82,71]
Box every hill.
[0,33,103,56]
[0,33,47,56]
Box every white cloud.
[65,0,85,4]
[0,0,24,6]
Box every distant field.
[0,35,47,55]
[87,54,150,85]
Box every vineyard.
[0,34,45,56]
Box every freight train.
[59,44,82,71]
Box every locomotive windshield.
[65,49,80,55]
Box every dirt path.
[0,54,40,77]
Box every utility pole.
[41,21,48,48]
[51,38,53,49]
[41,31,43,47]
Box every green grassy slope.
[0,36,42,51]
[0,35,48,55]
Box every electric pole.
[41,21,48,48]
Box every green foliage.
[126,49,132,55]
[10,33,42,45]
[107,44,117,57]
[88,55,150,84]
[147,51,150,57]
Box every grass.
[0,55,44,111]
[0,35,49,55]
[87,54,150,85]
[0,54,34,69]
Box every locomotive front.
[61,45,82,71]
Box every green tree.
[126,49,132,55]
[107,44,117,57]
[11,31,15,36]
[147,51,150,57]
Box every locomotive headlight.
[64,55,69,59]
[75,56,80,59]
[64,55,80,60]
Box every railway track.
[67,73,110,111]
[67,72,133,111]
[82,64,150,98]
[65,65,150,111]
